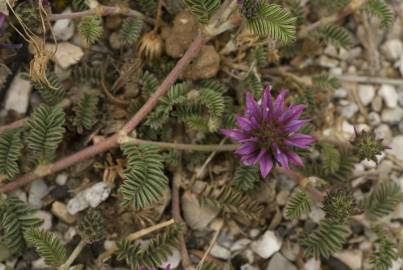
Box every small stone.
[109,32,122,50]
[381,39,403,61]
[64,227,77,242]
[84,182,112,208]
[334,88,348,98]
[47,42,84,69]
[5,73,32,114]
[158,247,181,269]
[276,191,290,206]
[251,230,282,259]
[66,192,89,214]
[357,85,375,106]
[52,201,77,224]
[211,244,231,259]
[304,258,321,270]
[182,192,219,230]
[374,124,392,144]
[381,108,403,124]
[388,136,403,161]
[341,120,355,139]
[361,159,377,169]
[339,102,358,118]
[281,241,300,262]
[379,84,398,108]
[32,258,49,269]
[52,8,74,41]
[333,250,363,270]
[66,182,112,214]
[266,253,297,270]
[182,45,220,80]
[56,173,68,185]
[324,44,338,57]
[231,238,251,252]
[371,96,383,112]
[318,55,339,68]
[34,211,52,230]
[308,206,325,223]
[367,112,381,126]
[28,179,49,208]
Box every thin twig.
[59,239,86,270]
[50,5,155,25]
[335,74,403,85]
[97,219,175,263]
[196,219,224,270]
[125,137,238,152]
[0,32,206,193]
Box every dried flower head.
[221,85,315,178]
[352,128,389,163]
[138,32,163,61]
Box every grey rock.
[374,124,392,144]
[28,179,49,208]
[304,258,321,270]
[251,231,282,259]
[266,253,297,270]
[371,96,383,112]
[333,250,363,270]
[308,206,325,223]
[182,192,219,230]
[388,136,403,161]
[368,112,381,126]
[5,73,32,114]
[318,55,339,68]
[211,244,231,259]
[52,8,75,41]
[357,85,375,106]
[334,88,348,98]
[231,239,251,252]
[381,39,403,61]
[339,102,358,118]
[34,211,52,230]
[157,247,181,269]
[66,182,112,214]
[379,84,398,108]
[56,173,68,185]
[381,108,403,124]
[281,241,300,262]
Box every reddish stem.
[0,32,205,193]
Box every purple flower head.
[221,85,315,178]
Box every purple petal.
[272,143,289,168]
[273,90,287,116]
[221,128,249,141]
[286,152,304,167]
[283,119,310,133]
[262,86,273,111]
[241,154,258,166]
[254,148,267,164]
[245,92,259,116]
[236,116,254,131]
[259,153,273,178]
[279,104,305,123]
[235,142,257,155]
[284,133,315,149]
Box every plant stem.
[124,138,239,152]
[50,5,155,25]
[0,31,206,193]
[59,239,86,270]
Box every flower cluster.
[222,85,315,177]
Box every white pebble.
[251,230,282,259]
[67,182,112,214]
[5,73,32,114]
[52,8,75,41]
[357,84,375,106]
[381,108,403,124]
[34,210,52,230]
[388,136,403,161]
[28,179,49,208]
[210,244,231,260]
[381,39,403,61]
[56,173,68,185]
[379,84,398,108]
[47,42,84,69]
[158,247,181,269]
